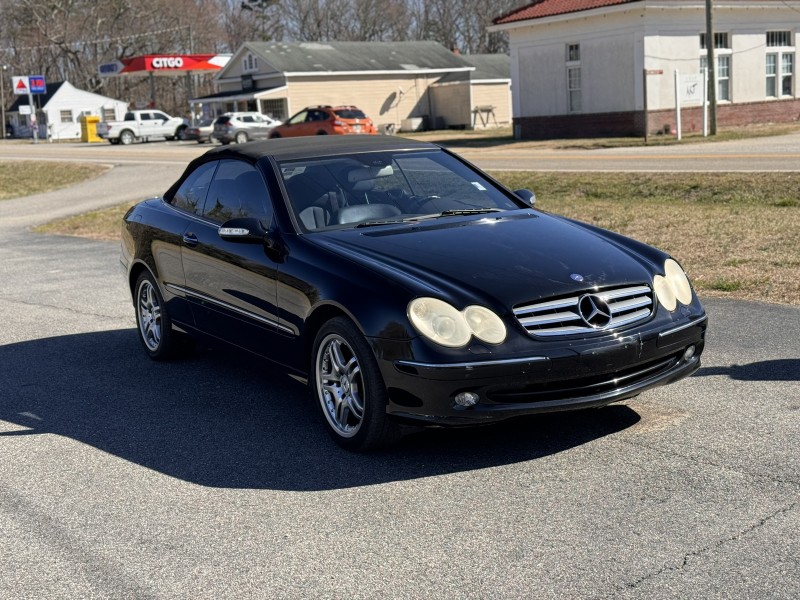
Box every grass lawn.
[8,160,800,307]
[0,161,108,200]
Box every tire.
[120,129,135,145]
[311,316,401,451]
[316,130,328,135]
[269,132,281,139]
[134,271,178,361]
[176,125,187,140]
[235,131,248,144]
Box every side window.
[203,160,273,226]
[170,161,217,215]
[140,112,152,121]
[288,111,307,125]
[153,112,169,121]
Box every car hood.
[310,211,661,308]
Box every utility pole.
[1,65,7,139]
[705,0,717,135]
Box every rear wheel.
[235,131,248,144]
[120,129,135,145]
[134,271,178,361]
[312,317,401,451]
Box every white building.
[491,0,800,138]
[8,81,128,141]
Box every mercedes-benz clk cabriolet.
[121,136,707,450]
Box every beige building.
[191,41,510,132]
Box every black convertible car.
[121,136,707,450]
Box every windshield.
[276,149,523,232]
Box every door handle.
[182,233,198,247]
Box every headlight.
[464,305,507,344]
[654,259,693,311]
[664,259,693,305]
[408,298,507,347]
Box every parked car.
[121,136,707,451]
[213,112,281,145]
[269,105,377,138]
[183,117,217,144]
[97,110,186,145]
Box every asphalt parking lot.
[0,140,798,598]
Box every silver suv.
[213,112,281,144]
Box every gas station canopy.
[99,54,230,77]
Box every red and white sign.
[12,76,29,94]
[99,54,230,77]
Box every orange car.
[269,105,377,138]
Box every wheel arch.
[127,260,156,302]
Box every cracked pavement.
[0,142,798,598]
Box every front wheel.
[311,317,401,451]
[134,271,178,360]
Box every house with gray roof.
[191,41,510,131]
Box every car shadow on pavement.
[0,329,640,491]
[695,359,800,382]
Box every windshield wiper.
[405,208,503,221]
[356,209,503,228]
[354,219,407,228]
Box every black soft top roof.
[201,135,438,163]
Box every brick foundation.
[515,98,800,139]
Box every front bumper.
[375,315,707,425]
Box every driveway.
[0,142,798,598]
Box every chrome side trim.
[165,283,294,335]
[396,355,548,370]
[658,316,708,339]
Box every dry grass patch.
[34,200,137,241]
[494,171,800,306]
[0,161,108,200]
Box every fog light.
[455,392,480,407]
[683,345,696,361]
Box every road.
[0,138,798,599]
[2,129,800,172]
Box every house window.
[59,110,73,123]
[699,32,732,101]
[767,31,792,47]
[243,52,259,73]
[566,43,581,113]
[701,51,732,102]
[261,98,286,121]
[566,43,580,62]
[700,32,730,49]
[765,32,794,98]
[567,67,581,112]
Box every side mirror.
[514,189,536,207]
[218,217,268,243]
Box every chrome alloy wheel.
[137,278,162,352]
[316,333,365,438]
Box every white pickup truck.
[97,110,186,145]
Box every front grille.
[513,284,653,337]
